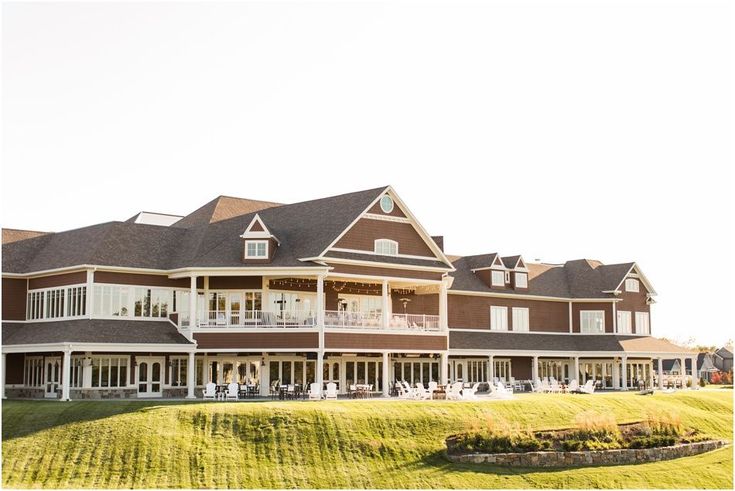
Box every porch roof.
[2,319,193,346]
[449,330,694,355]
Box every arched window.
[374,239,398,256]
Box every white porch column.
[621,356,628,390]
[648,360,654,389]
[381,280,389,327]
[680,356,687,386]
[260,353,269,396]
[61,348,72,401]
[612,361,620,389]
[1,353,6,399]
[439,279,448,330]
[440,352,449,385]
[532,356,539,382]
[186,351,196,399]
[189,275,198,330]
[691,356,698,388]
[86,269,94,318]
[573,356,580,383]
[316,275,325,328]
[657,357,664,390]
[316,351,324,396]
[488,355,495,383]
[203,276,210,324]
[382,352,391,397]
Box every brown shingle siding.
[449,294,569,332]
[2,278,27,320]
[334,219,435,257]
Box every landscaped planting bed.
[446,409,728,467]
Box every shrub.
[628,435,676,449]
[561,439,584,451]
[644,409,682,436]
[699,377,707,387]
[448,427,548,454]
[711,372,722,384]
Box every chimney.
[431,235,444,252]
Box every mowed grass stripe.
[2,391,732,489]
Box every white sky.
[2,1,732,346]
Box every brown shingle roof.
[173,196,282,228]
[2,228,50,244]
[2,319,193,345]
[449,330,693,354]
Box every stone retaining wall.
[446,440,727,467]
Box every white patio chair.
[549,379,561,394]
[497,380,513,394]
[325,382,338,400]
[226,382,239,401]
[533,378,544,393]
[402,381,417,400]
[462,382,480,400]
[495,382,514,399]
[578,380,595,394]
[566,379,579,393]
[203,382,217,400]
[541,379,551,393]
[396,383,411,399]
[427,381,438,400]
[446,382,464,401]
[308,382,321,400]
[415,383,432,400]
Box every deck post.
[189,275,198,332]
[690,355,698,388]
[439,279,448,331]
[657,357,664,390]
[621,356,628,390]
[316,351,324,397]
[680,356,687,387]
[316,275,325,328]
[1,353,6,399]
[573,356,580,383]
[532,356,539,382]
[186,351,196,399]
[382,352,390,397]
[61,348,71,401]
[487,355,494,385]
[440,352,449,385]
[381,280,389,328]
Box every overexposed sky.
[2,1,733,345]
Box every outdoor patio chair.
[495,382,513,399]
[549,379,562,393]
[226,382,239,401]
[578,380,595,394]
[462,382,480,400]
[533,378,544,393]
[416,383,432,400]
[427,381,438,399]
[396,383,412,399]
[566,379,579,393]
[325,382,338,400]
[203,382,217,400]
[402,381,417,399]
[446,382,463,400]
[308,382,321,400]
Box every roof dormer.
[240,214,279,263]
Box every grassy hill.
[2,390,732,489]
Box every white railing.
[178,310,440,331]
[191,310,316,328]
[323,310,441,331]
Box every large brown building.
[1,186,695,400]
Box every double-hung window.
[635,312,650,334]
[245,240,268,258]
[515,272,528,288]
[617,310,632,334]
[490,306,508,331]
[580,311,605,333]
[491,270,505,287]
[625,278,640,292]
[374,239,398,256]
[512,307,529,331]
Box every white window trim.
[245,240,269,259]
[491,270,505,287]
[580,310,605,334]
[635,311,650,334]
[26,283,88,321]
[512,307,529,332]
[374,238,399,256]
[625,278,640,293]
[490,306,508,331]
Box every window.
[515,272,528,288]
[94,285,171,319]
[625,278,640,292]
[512,307,529,331]
[170,357,188,387]
[490,306,508,331]
[90,356,128,388]
[245,240,268,258]
[26,286,87,320]
[635,312,650,334]
[491,270,505,287]
[374,239,398,256]
[379,195,394,213]
[617,310,632,333]
[580,311,605,333]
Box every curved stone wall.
[446,440,727,467]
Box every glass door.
[44,357,61,398]
[137,357,164,397]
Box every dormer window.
[515,272,528,288]
[491,270,505,286]
[625,278,639,292]
[374,239,398,256]
[245,240,268,258]
[379,195,394,213]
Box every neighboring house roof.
[1,187,391,273]
[448,255,642,299]
[449,331,693,354]
[715,346,733,359]
[1,320,193,345]
[2,228,50,244]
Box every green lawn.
[2,391,732,489]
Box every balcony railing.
[183,310,316,328]
[323,310,441,331]
[178,310,441,331]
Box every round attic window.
[380,195,394,213]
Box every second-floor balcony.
[178,310,441,332]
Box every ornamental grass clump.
[562,411,623,451]
[448,417,550,454]
[644,409,683,436]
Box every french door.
[44,357,61,398]
[137,357,164,397]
